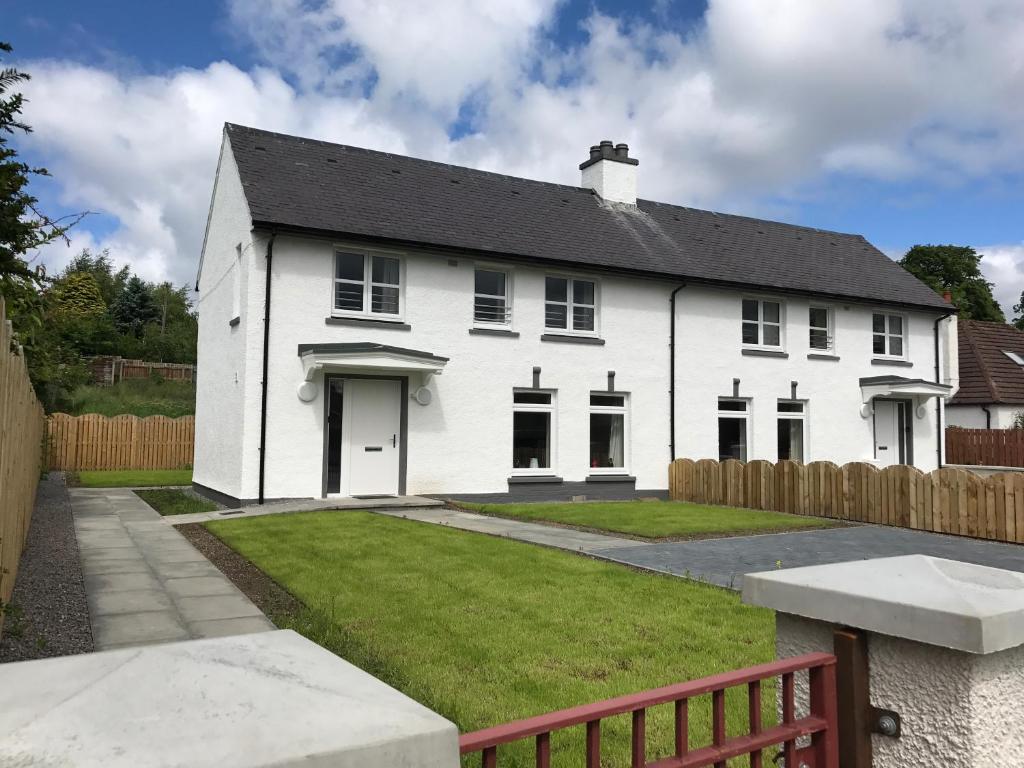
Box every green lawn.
[66,379,195,418]
[74,469,193,487]
[458,500,839,539]
[135,489,218,516]
[207,511,775,767]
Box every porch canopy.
[298,343,449,381]
[859,375,952,417]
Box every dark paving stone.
[592,526,1024,591]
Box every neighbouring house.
[946,319,1024,429]
[193,125,958,505]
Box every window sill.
[741,348,788,358]
[228,316,240,328]
[871,358,913,368]
[807,352,839,361]
[326,316,411,330]
[507,475,563,484]
[585,474,636,483]
[469,327,519,338]
[541,333,605,346]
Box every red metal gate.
[460,652,838,768]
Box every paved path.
[167,494,443,526]
[72,488,274,650]
[377,507,1024,590]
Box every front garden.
[205,510,775,767]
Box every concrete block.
[91,610,190,648]
[88,589,174,617]
[0,630,459,767]
[175,594,265,623]
[743,554,1024,654]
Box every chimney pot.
[943,290,953,303]
[599,140,613,148]
[614,143,629,159]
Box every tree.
[1012,291,1024,331]
[62,248,129,306]
[899,245,1005,322]
[50,271,106,318]
[111,276,159,336]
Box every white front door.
[873,400,909,467]
[341,379,402,496]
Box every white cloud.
[978,244,1024,319]
[15,0,1024,288]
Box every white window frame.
[776,400,808,463]
[511,389,557,476]
[473,265,513,328]
[808,305,834,353]
[872,312,907,359]
[742,298,784,350]
[544,274,600,336]
[717,398,751,461]
[588,392,630,475]
[331,247,405,320]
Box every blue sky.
[7,0,1024,312]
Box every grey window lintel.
[741,348,789,358]
[507,475,564,485]
[871,358,913,368]
[540,334,605,346]
[807,353,840,361]
[325,316,411,330]
[469,328,520,338]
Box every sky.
[6,0,1024,316]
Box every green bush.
[65,379,195,417]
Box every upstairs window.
[546,277,597,333]
[474,269,511,326]
[334,251,402,317]
[808,306,832,352]
[872,313,905,357]
[742,299,782,348]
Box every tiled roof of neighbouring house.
[950,320,1024,405]
[225,124,950,311]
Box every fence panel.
[946,427,1024,468]
[47,413,194,471]
[0,297,46,636]
[669,457,1024,545]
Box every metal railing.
[460,652,838,768]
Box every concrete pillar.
[0,629,459,767]
[743,555,1024,768]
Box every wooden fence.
[89,356,196,386]
[47,413,194,471]
[946,427,1024,468]
[669,458,1024,544]
[0,297,46,636]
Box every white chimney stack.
[580,140,638,205]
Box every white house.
[946,319,1024,429]
[194,126,958,506]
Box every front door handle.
[392,433,397,448]
[878,446,888,450]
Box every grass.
[207,511,775,767]
[457,500,840,539]
[136,488,218,516]
[66,379,195,418]
[74,469,193,487]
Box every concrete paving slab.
[164,576,241,599]
[91,610,191,647]
[80,548,149,565]
[187,615,277,639]
[85,571,163,594]
[175,594,266,623]
[81,557,153,576]
[88,589,174,617]
[75,533,136,549]
[148,559,223,579]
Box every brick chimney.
[580,140,638,205]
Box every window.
[742,299,782,348]
[809,306,832,352]
[474,269,511,325]
[590,393,627,472]
[546,277,596,333]
[334,251,402,316]
[718,398,749,461]
[777,401,805,462]
[513,390,555,472]
[872,313,905,357]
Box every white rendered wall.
[194,136,255,500]
[254,236,673,500]
[947,404,1023,430]
[673,286,946,471]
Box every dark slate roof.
[226,124,950,311]
[950,320,1024,405]
[296,342,449,362]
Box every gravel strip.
[0,473,93,662]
